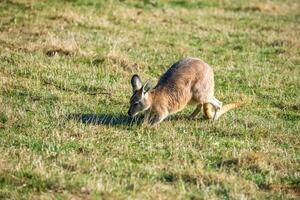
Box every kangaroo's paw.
[147,112,168,127]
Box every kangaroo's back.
[154,57,214,107]
[156,57,203,87]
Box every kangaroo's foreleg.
[145,110,168,126]
[188,104,202,120]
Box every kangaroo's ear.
[131,74,142,91]
[142,80,151,94]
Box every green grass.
[0,0,299,199]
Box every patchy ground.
[0,0,299,199]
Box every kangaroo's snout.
[128,109,132,117]
[128,107,136,117]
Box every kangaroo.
[128,57,240,126]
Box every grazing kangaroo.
[128,57,240,126]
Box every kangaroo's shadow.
[67,113,206,127]
[67,113,144,126]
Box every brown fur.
[128,57,240,126]
[203,103,241,120]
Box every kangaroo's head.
[128,74,151,117]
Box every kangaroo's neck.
[147,86,191,114]
[147,90,156,108]
[147,88,169,110]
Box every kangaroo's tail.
[204,102,242,120]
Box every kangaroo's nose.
[128,110,132,117]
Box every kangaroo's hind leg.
[209,97,223,121]
[188,104,202,120]
[213,97,222,106]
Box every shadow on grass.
[67,113,144,126]
[66,113,197,127]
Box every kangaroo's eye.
[134,102,139,106]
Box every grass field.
[0,0,299,199]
